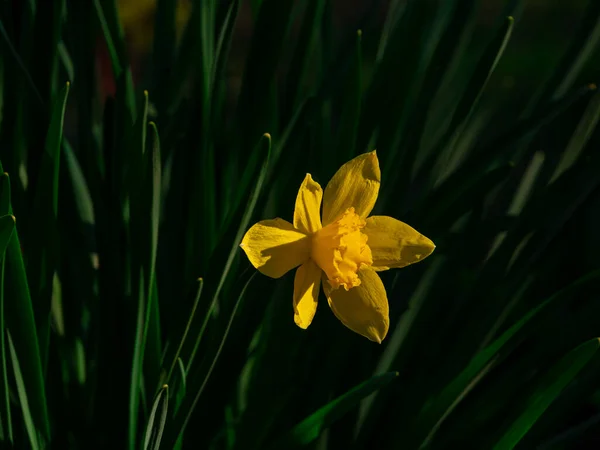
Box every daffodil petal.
[293,174,323,234]
[322,151,381,226]
[240,218,310,278]
[364,216,435,271]
[293,259,321,329]
[323,267,389,343]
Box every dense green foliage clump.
[1,0,600,448]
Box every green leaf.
[7,330,40,450]
[272,372,398,448]
[143,384,169,450]
[63,141,95,226]
[493,338,600,450]
[167,271,257,447]
[3,230,49,442]
[129,120,162,450]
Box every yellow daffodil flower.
[240,151,435,343]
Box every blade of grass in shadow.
[284,0,326,117]
[0,240,12,444]
[129,121,162,450]
[28,80,69,369]
[493,338,600,450]
[143,384,169,450]
[167,271,257,448]
[388,0,477,204]
[1,220,49,444]
[270,372,398,449]
[0,175,12,443]
[0,216,15,266]
[7,329,40,450]
[163,278,203,386]
[550,85,600,182]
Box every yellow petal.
[293,259,322,329]
[322,151,381,226]
[322,267,389,343]
[364,216,435,271]
[240,219,310,278]
[293,174,323,234]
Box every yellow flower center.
[311,207,373,290]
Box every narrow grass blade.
[434,16,514,183]
[493,338,600,450]
[0,19,43,105]
[284,0,326,115]
[0,236,12,443]
[143,384,169,450]
[272,372,398,448]
[392,0,477,192]
[541,0,600,103]
[211,0,240,101]
[7,330,40,450]
[550,86,600,182]
[129,121,162,450]
[3,230,49,441]
[34,81,70,217]
[173,357,187,415]
[164,278,203,385]
[63,141,95,226]
[168,271,257,447]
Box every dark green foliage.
[0,0,599,449]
